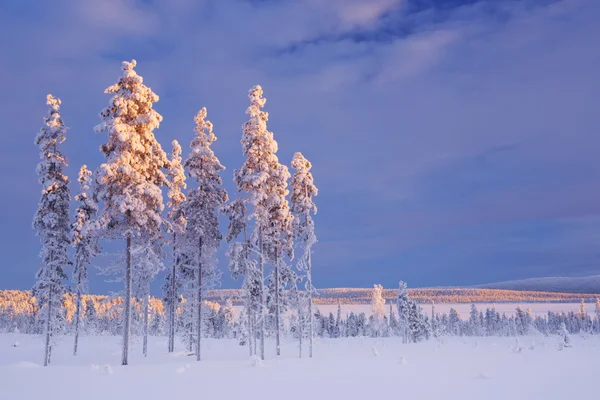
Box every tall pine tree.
[234,85,288,359]
[290,152,318,357]
[71,165,99,356]
[33,94,71,366]
[183,107,228,361]
[94,60,169,365]
[165,140,187,353]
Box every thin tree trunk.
[188,293,194,353]
[196,237,203,361]
[258,229,265,360]
[73,287,81,356]
[168,233,177,353]
[307,251,313,358]
[143,290,149,357]
[247,307,253,356]
[44,283,53,366]
[299,304,303,358]
[275,249,281,356]
[122,236,132,366]
[252,312,257,355]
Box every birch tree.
[165,140,187,353]
[183,107,228,361]
[94,59,169,366]
[71,165,99,356]
[33,94,71,366]
[290,152,318,357]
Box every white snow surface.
[0,332,596,400]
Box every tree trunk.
[168,233,177,353]
[258,229,265,360]
[275,249,281,356]
[247,307,253,356]
[143,290,149,357]
[307,251,313,358]
[188,294,194,353]
[73,287,81,356]
[196,236,203,361]
[299,305,303,358]
[44,283,53,366]
[122,236,132,366]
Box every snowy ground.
[0,332,596,400]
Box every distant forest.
[1,287,597,321]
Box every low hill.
[474,276,600,294]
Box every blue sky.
[1,0,599,293]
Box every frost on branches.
[234,85,294,358]
[33,94,71,366]
[71,165,100,356]
[182,107,228,361]
[224,198,261,356]
[93,60,169,365]
[165,140,187,353]
[290,152,318,357]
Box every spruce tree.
[183,107,228,361]
[165,140,187,353]
[94,60,170,365]
[397,281,410,343]
[234,85,290,359]
[71,165,99,355]
[290,152,318,357]
[33,94,71,366]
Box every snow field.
[0,333,596,400]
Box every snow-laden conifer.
[94,60,169,365]
[224,198,260,356]
[183,107,228,361]
[33,94,71,366]
[290,152,318,357]
[371,284,385,336]
[234,85,291,359]
[397,281,410,343]
[165,140,187,353]
[71,165,99,356]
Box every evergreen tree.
[371,284,385,337]
[183,107,228,361]
[165,140,187,353]
[94,60,170,365]
[33,94,71,366]
[234,85,290,359]
[290,152,318,356]
[397,281,410,343]
[71,165,99,355]
[83,298,99,335]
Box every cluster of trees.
[310,296,600,340]
[313,287,598,305]
[32,60,318,366]
[4,282,600,347]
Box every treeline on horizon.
[2,287,598,320]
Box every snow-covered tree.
[290,152,318,357]
[234,85,291,359]
[558,322,572,348]
[33,94,71,366]
[371,284,385,337]
[165,140,187,353]
[183,107,228,361]
[224,198,260,356]
[94,60,170,365]
[71,165,99,356]
[397,281,410,343]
